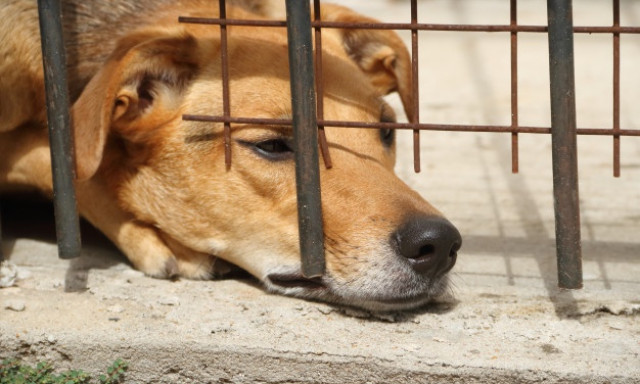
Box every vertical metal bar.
[219,0,232,170]
[411,0,421,173]
[313,0,333,169]
[285,0,325,278]
[510,0,520,173]
[546,0,583,289]
[37,0,81,260]
[612,0,621,177]
[0,201,4,262]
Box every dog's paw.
[159,233,218,280]
[115,221,183,279]
[116,221,235,280]
[131,247,181,280]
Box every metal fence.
[2,0,638,289]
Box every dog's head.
[71,4,461,311]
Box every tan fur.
[0,0,453,311]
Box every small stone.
[540,343,561,354]
[4,300,26,312]
[158,296,180,306]
[16,269,32,281]
[0,261,18,288]
[608,319,626,331]
[107,305,125,313]
[317,307,333,315]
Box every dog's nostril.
[393,216,462,278]
[421,244,435,256]
[450,240,461,257]
[411,244,435,260]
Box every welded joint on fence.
[37,0,81,260]
[547,0,583,289]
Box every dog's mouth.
[264,267,451,312]
[266,273,327,290]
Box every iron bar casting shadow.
[285,0,325,278]
[547,0,583,289]
[37,0,81,259]
[0,203,3,262]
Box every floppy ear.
[320,4,413,120]
[71,29,199,180]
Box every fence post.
[546,0,583,289]
[0,203,3,262]
[37,0,82,259]
[285,0,325,278]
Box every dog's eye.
[380,128,395,148]
[379,103,396,149]
[253,138,294,161]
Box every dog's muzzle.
[264,214,461,311]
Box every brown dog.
[0,0,461,311]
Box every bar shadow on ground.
[0,195,126,292]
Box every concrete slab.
[2,1,639,383]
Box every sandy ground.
[2,1,639,383]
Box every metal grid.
[2,0,637,289]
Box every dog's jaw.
[262,265,451,312]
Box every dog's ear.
[71,29,199,180]
[320,4,412,120]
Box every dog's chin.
[264,271,450,312]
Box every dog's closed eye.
[379,128,394,148]
[239,138,294,161]
[380,103,396,148]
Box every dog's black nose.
[393,216,461,278]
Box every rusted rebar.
[613,0,621,177]
[510,0,519,173]
[182,115,640,137]
[411,0,421,173]
[179,16,640,34]
[313,0,333,169]
[219,0,232,169]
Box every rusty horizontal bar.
[183,114,292,126]
[179,16,640,34]
[182,115,640,136]
[179,16,287,27]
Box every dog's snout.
[393,216,462,278]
